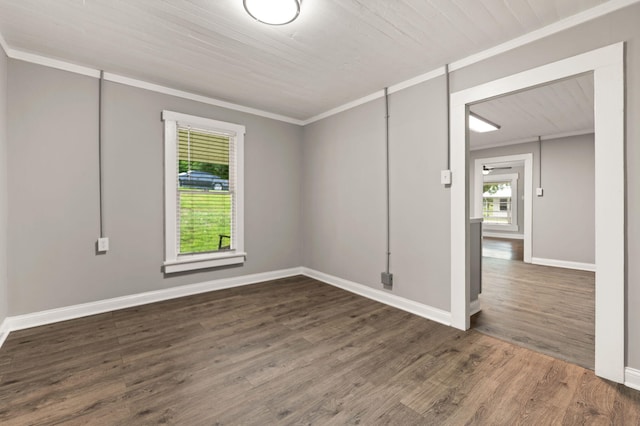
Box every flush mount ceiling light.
[469,112,501,133]
[243,0,301,25]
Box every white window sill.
[483,223,518,232]
[164,251,247,273]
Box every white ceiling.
[0,0,613,120]
[469,73,594,150]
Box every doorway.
[467,74,596,370]
[449,43,625,383]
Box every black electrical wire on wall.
[384,87,391,276]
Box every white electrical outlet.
[536,187,544,196]
[441,170,452,185]
[97,237,109,252]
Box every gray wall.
[535,135,594,264]
[472,135,595,264]
[7,60,303,315]
[302,4,640,368]
[303,76,451,310]
[0,47,7,326]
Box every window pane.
[179,191,232,254]
[483,181,512,224]
[177,127,233,254]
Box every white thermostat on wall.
[441,170,452,185]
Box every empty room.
[0,0,639,424]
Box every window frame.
[482,173,518,232]
[162,110,246,273]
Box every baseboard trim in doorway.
[470,299,481,316]
[531,257,596,272]
[1,267,304,341]
[625,368,640,391]
[301,267,452,326]
[483,232,524,240]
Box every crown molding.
[301,66,447,126]
[301,90,386,126]
[470,128,595,151]
[449,0,640,71]
[303,0,639,125]
[3,49,304,126]
[9,49,100,78]
[104,73,304,125]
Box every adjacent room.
[467,74,596,370]
[0,0,639,424]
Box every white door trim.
[450,42,625,383]
[474,154,532,263]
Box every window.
[482,173,518,232]
[163,111,245,273]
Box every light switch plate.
[97,237,109,252]
[441,170,452,185]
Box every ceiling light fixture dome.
[244,0,301,25]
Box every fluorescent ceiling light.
[469,112,500,133]
[244,0,301,25]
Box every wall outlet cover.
[441,170,452,185]
[536,187,544,196]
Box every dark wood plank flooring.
[0,276,635,425]
[474,237,595,370]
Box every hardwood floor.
[1,276,637,424]
[482,236,523,260]
[474,237,595,370]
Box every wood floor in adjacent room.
[474,237,595,370]
[1,276,638,425]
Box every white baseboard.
[4,267,303,335]
[301,267,451,326]
[531,257,596,272]
[483,232,524,240]
[625,367,640,392]
[470,299,481,316]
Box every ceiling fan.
[482,165,512,175]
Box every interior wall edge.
[0,30,9,56]
[0,318,8,348]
